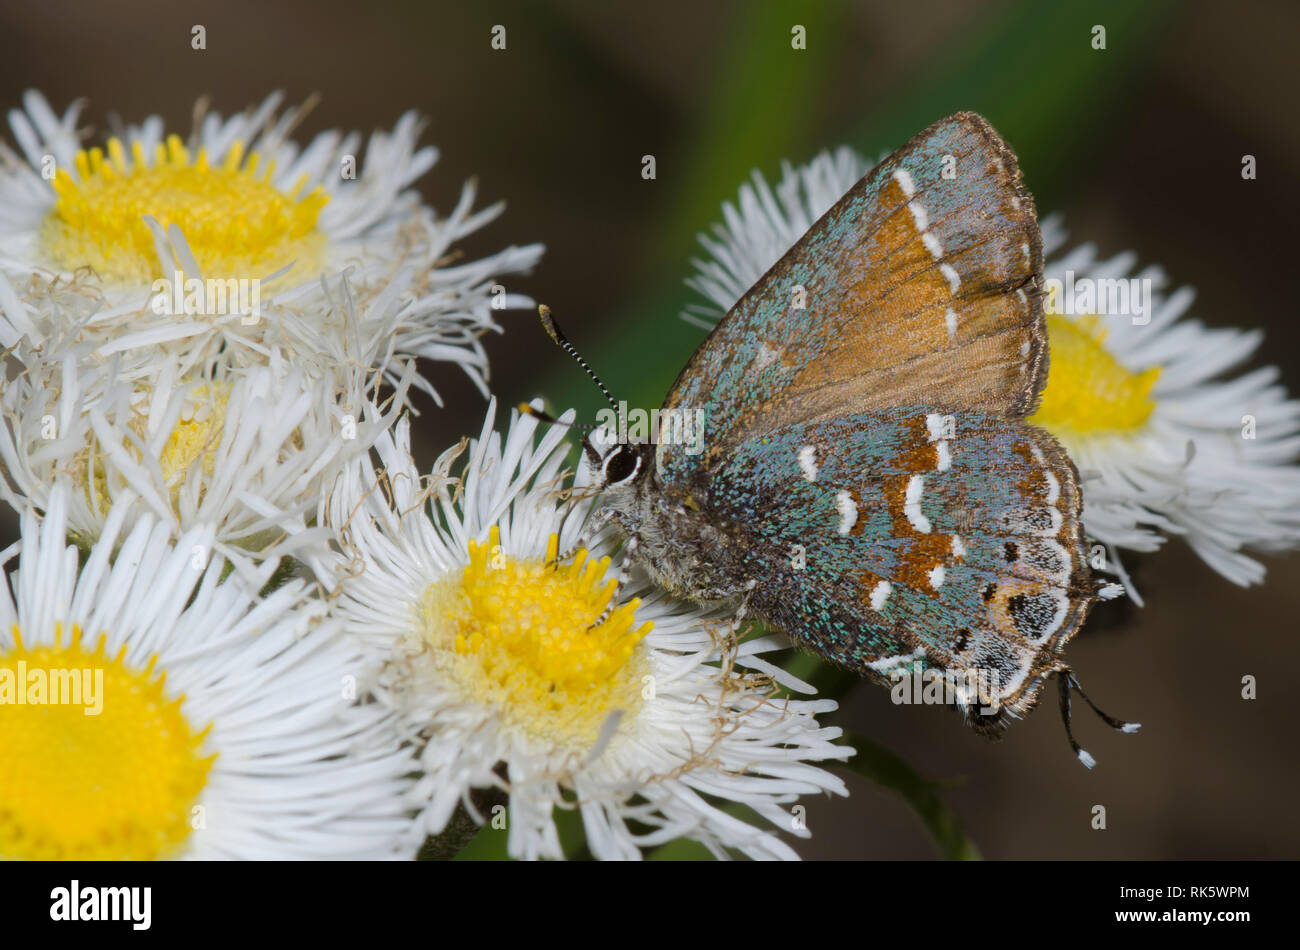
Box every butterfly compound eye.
[602,446,641,485]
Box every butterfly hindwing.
[659,112,1045,487]
[692,408,1093,727]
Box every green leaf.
[647,836,716,861]
[450,795,591,861]
[450,821,510,861]
[842,733,981,861]
[647,802,763,861]
[554,800,592,860]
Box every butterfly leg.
[549,506,617,567]
[728,578,759,638]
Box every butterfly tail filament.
[1056,668,1141,768]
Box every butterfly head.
[526,303,659,495]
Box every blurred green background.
[2,0,1299,859]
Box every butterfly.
[537,112,1138,766]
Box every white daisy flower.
[0,90,542,400]
[681,146,1300,596]
[1032,233,1300,593]
[0,483,417,859]
[324,400,849,860]
[0,345,409,584]
[682,145,870,329]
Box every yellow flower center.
[1031,314,1161,436]
[420,526,653,748]
[43,134,328,283]
[0,625,214,860]
[158,384,229,485]
[79,383,230,521]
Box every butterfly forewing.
[659,112,1046,486]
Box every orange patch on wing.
[884,415,948,476]
[848,180,954,353]
[791,177,956,397]
[1007,441,1062,505]
[882,471,957,593]
[853,567,886,608]
[1009,442,1039,497]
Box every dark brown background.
[1,0,1297,859]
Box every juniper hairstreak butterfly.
[533,112,1139,766]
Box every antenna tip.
[537,304,559,342]
[1077,748,1097,769]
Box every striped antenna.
[538,305,620,413]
